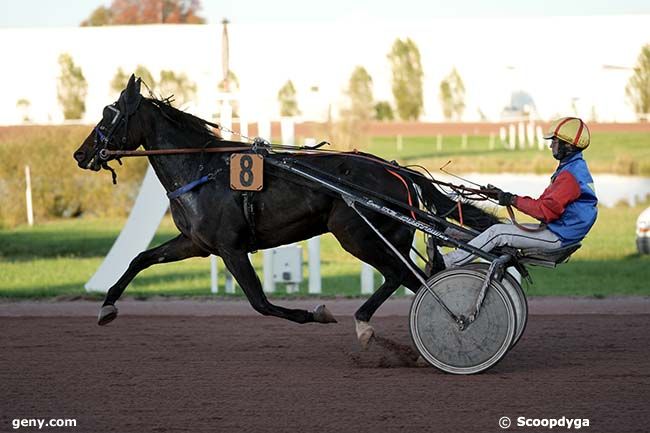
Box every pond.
[442,174,650,208]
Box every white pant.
[443,223,562,268]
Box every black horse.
[73,75,498,347]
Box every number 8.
[239,155,254,187]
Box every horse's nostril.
[74,151,85,162]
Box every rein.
[99,144,252,160]
[98,138,330,160]
[506,205,547,233]
[436,182,547,233]
[101,137,544,233]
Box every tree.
[111,65,154,97]
[218,70,240,93]
[80,6,113,26]
[331,67,374,150]
[110,67,130,96]
[439,67,466,121]
[81,0,205,26]
[111,66,197,106]
[277,80,300,117]
[57,53,87,120]
[159,70,197,106]
[135,65,155,88]
[374,101,394,121]
[387,38,424,121]
[346,66,374,123]
[626,44,650,120]
[16,99,31,122]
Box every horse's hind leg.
[98,234,208,325]
[353,272,402,349]
[353,261,422,345]
[329,210,422,348]
[220,249,336,324]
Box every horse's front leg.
[98,234,208,325]
[220,249,336,324]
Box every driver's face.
[550,137,560,157]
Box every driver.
[440,116,598,269]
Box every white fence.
[499,121,546,150]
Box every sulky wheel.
[410,269,516,375]
[462,262,528,349]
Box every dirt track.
[2,301,649,433]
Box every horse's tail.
[411,175,499,232]
[410,175,500,275]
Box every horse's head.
[73,74,144,173]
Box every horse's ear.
[123,74,143,114]
[125,74,140,98]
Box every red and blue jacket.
[513,152,598,245]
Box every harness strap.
[386,169,416,220]
[242,192,258,253]
[167,175,212,199]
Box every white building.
[1,15,648,125]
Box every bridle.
[91,88,142,183]
[94,104,123,150]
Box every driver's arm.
[513,171,581,223]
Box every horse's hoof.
[355,319,375,350]
[312,304,337,323]
[98,305,118,326]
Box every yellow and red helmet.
[543,117,590,149]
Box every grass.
[0,217,386,298]
[366,132,650,175]
[524,203,650,296]
[1,203,648,298]
[1,129,649,298]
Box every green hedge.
[0,125,147,228]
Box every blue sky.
[1,0,650,27]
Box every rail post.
[536,125,544,150]
[517,122,526,148]
[361,263,374,294]
[508,124,516,150]
[210,255,219,293]
[308,236,321,294]
[526,122,535,148]
[25,165,34,226]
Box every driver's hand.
[481,184,502,199]
[498,191,516,206]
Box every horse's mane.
[145,97,222,143]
